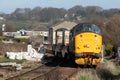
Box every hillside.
[0,5,120,47]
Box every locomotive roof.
[71,23,101,35]
[71,23,100,30]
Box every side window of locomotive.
[75,25,83,34]
[75,29,79,34]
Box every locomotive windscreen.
[73,24,101,35]
[83,24,101,34]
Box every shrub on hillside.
[13,38,28,43]
[0,36,2,41]
[2,37,9,41]
[105,43,113,56]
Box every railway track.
[6,64,57,80]
[46,66,96,80]
[6,57,63,80]
[33,66,78,80]
[6,64,97,80]
[5,56,97,80]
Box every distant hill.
[0,5,120,46]
[0,5,119,22]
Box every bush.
[96,62,119,80]
[76,70,99,80]
[13,38,28,43]
[105,43,113,56]
[78,75,95,80]
[2,37,9,41]
[0,36,2,41]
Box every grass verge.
[0,57,27,63]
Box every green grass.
[39,22,48,26]
[0,36,3,41]
[14,22,30,29]
[78,75,95,80]
[0,57,27,63]
[96,62,120,80]
[76,70,99,80]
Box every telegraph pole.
[2,24,5,36]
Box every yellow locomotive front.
[69,23,102,65]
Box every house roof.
[52,21,77,31]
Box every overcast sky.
[0,0,120,13]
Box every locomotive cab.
[69,23,102,65]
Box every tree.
[5,21,16,32]
[105,14,120,46]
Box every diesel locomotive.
[69,23,102,65]
[50,23,102,65]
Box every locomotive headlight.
[86,44,90,48]
[80,40,82,43]
[94,39,98,43]
[84,44,90,48]
[94,40,97,42]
